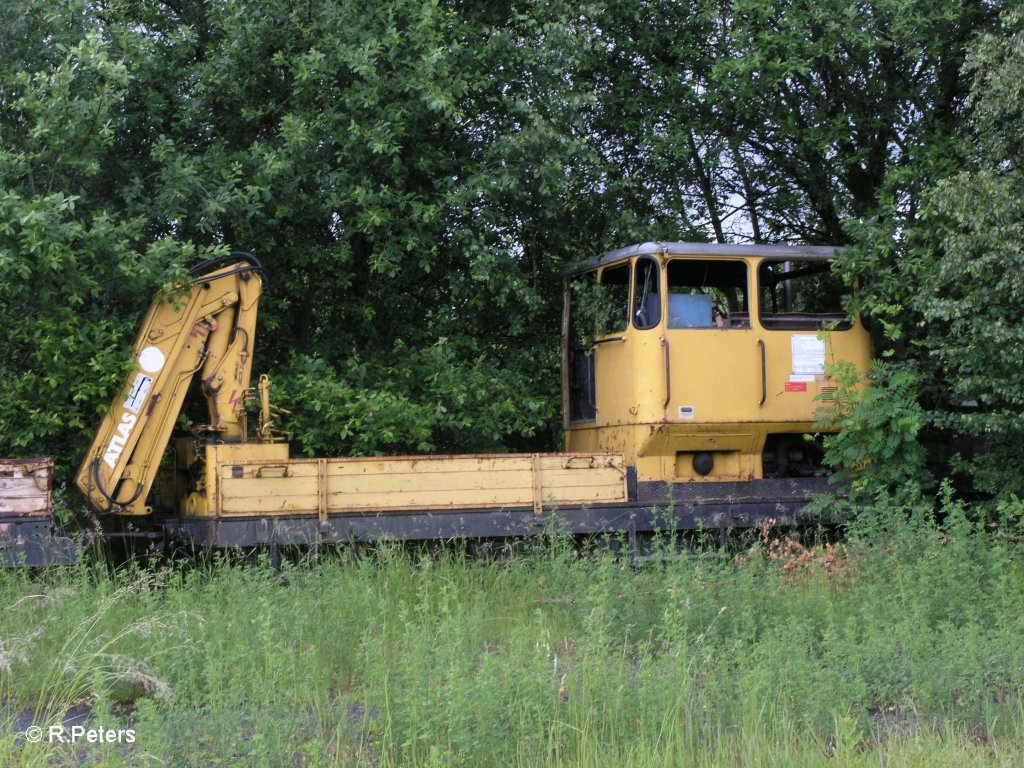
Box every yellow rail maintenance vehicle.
[6,242,871,564]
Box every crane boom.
[75,254,265,516]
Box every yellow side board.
[203,451,628,518]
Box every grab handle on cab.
[757,339,767,407]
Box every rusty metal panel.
[214,452,627,518]
[0,459,53,518]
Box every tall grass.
[1,499,1023,766]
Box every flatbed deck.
[160,475,834,547]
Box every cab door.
[563,260,634,445]
[591,261,634,428]
[663,257,757,423]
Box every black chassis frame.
[157,475,838,549]
[0,517,78,567]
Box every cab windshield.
[666,259,750,329]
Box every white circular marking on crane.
[138,346,166,374]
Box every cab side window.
[566,266,628,423]
[757,260,852,330]
[632,258,660,330]
[596,263,630,337]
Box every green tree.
[0,0,620,469]
[574,0,998,244]
[900,9,1024,496]
[0,2,210,468]
[836,7,1024,498]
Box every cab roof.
[564,241,843,276]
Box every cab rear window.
[757,260,852,331]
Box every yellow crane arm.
[75,254,265,516]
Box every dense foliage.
[837,8,1024,498]
[0,0,1019,499]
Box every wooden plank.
[0,498,50,514]
[0,459,52,519]
[0,483,52,498]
